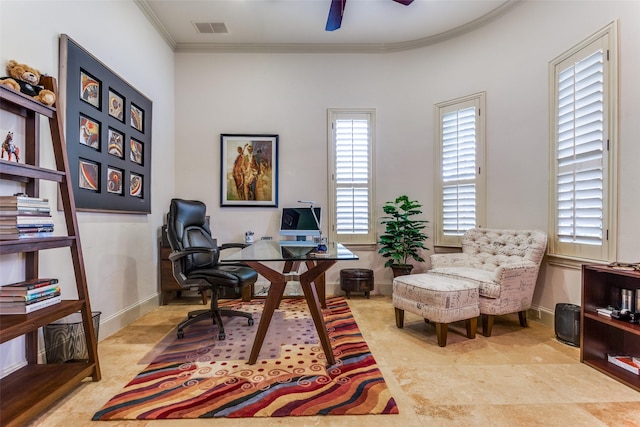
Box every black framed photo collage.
[60,34,152,213]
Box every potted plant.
[378,195,429,277]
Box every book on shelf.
[0,216,54,226]
[0,278,59,291]
[0,282,59,296]
[0,207,52,215]
[0,195,49,205]
[0,286,60,302]
[596,307,613,317]
[0,290,61,307]
[0,229,54,240]
[0,225,55,233]
[0,294,62,315]
[607,354,640,375]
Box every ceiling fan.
[326,0,415,31]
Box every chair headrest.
[168,199,211,247]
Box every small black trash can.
[44,311,101,363]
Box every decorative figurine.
[1,131,19,162]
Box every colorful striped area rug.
[92,296,398,420]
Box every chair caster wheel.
[218,332,226,340]
[177,330,184,339]
[248,318,254,326]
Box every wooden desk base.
[244,259,337,366]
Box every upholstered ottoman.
[393,273,480,347]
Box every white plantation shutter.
[328,110,375,244]
[556,50,604,245]
[550,24,616,262]
[442,107,477,235]
[435,94,485,246]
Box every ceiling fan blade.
[326,0,347,31]
[392,0,414,5]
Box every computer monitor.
[279,207,321,240]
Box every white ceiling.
[135,0,519,53]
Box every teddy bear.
[0,60,56,106]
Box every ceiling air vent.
[193,22,229,34]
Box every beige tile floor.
[31,295,640,426]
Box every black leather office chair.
[166,198,256,340]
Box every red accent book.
[608,355,640,375]
[0,278,59,291]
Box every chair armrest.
[219,242,248,251]
[168,246,214,262]
[493,261,540,290]
[430,253,471,268]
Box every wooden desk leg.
[305,260,326,308]
[245,261,287,365]
[300,260,337,366]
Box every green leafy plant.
[378,195,429,269]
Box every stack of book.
[0,195,54,239]
[608,354,640,375]
[0,278,61,315]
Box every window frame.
[548,22,618,264]
[434,92,486,247]
[327,108,376,246]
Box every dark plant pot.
[391,264,413,278]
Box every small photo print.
[80,70,100,108]
[79,116,100,149]
[130,103,143,132]
[107,128,124,158]
[1,131,21,163]
[107,167,123,194]
[130,173,142,197]
[108,89,124,121]
[130,139,143,165]
[79,159,99,191]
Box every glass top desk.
[222,240,358,366]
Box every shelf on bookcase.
[0,300,85,343]
[0,362,96,427]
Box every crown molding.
[135,0,520,54]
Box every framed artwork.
[107,128,124,158]
[220,134,278,207]
[60,34,152,213]
[130,173,143,197]
[78,159,99,191]
[130,138,143,165]
[130,104,144,132]
[107,167,123,194]
[79,115,100,149]
[80,70,100,108]
[108,89,124,121]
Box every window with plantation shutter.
[549,23,617,262]
[328,109,375,245]
[435,93,486,247]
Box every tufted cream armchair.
[429,228,547,337]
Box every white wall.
[174,0,640,312]
[0,0,175,374]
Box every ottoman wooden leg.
[395,308,404,328]
[345,290,351,299]
[435,323,448,347]
[466,317,477,339]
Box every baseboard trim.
[99,293,160,340]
